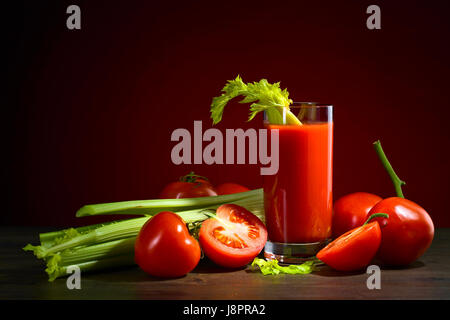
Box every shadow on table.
[78,258,243,282]
[313,266,363,277]
[190,258,246,274]
[313,260,425,277]
[379,260,425,270]
[84,267,195,282]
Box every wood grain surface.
[1,227,449,300]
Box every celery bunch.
[24,189,264,281]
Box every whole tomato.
[215,183,250,195]
[332,192,382,238]
[159,172,217,199]
[367,197,434,266]
[134,211,201,277]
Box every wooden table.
[1,227,449,300]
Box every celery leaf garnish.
[210,75,302,125]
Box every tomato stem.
[373,140,406,198]
[363,213,389,226]
[180,171,209,183]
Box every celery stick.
[58,237,136,265]
[25,216,150,259]
[46,254,136,282]
[39,228,80,249]
[39,220,118,247]
[42,237,137,281]
[76,188,263,217]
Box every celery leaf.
[210,76,301,125]
[251,258,315,275]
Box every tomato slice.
[316,221,382,271]
[199,204,267,268]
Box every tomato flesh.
[199,204,267,268]
[317,221,381,271]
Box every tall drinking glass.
[263,103,333,263]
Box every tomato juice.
[263,121,333,244]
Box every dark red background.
[5,0,450,227]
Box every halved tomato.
[199,204,267,268]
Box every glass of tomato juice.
[263,103,333,263]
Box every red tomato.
[332,192,382,238]
[134,211,201,278]
[367,197,434,266]
[199,204,267,268]
[215,183,250,195]
[317,221,382,272]
[159,181,217,199]
[159,172,217,199]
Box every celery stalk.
[44,237,137,281]
[58,237,136,265]
[39,220,118,248]
[76,188,263,217]
[24,216,150,259]
[24,189,265,281]
[46,254,136,282]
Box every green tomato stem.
[373,140,406,198]
[180,171,209,183]
[363,213,389,226]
